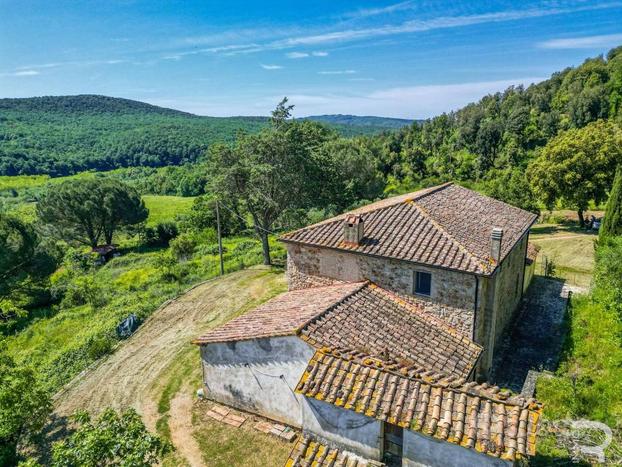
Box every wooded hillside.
[0,95,406,176]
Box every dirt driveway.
[47,267,286,466]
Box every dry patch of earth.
[49,267,288,466]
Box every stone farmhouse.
[194,183,542,466]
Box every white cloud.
[344,1,416,19]
[318,69,356,75]
[277,77,545,118]
[0,69,40,77]
[286,52,309,59]
[14,70,40,76]
[312,51,329,57]
[349,77,375,81]
[260,64,283,70]
[538,33,622,49]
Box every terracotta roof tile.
[280,183,537,275]
[526,242,541,265]
[195,282,481,378]
[296,349,542,462]
[193,282,365,344]
[285,434,380,466]
[300,283,481,378]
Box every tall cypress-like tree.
[600,165,622,239]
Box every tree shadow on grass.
[25,413,75,465]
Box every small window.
[414,271,432,296]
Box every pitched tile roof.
[193,282,365,344]
[300,283,481,378]
[195,282,481,379]
[296,349,542,462]
[285,435,380,467]
[280,183,537,275]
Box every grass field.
[530,223,597,288]
[143,195,195,225]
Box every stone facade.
[285,232,530,377]
[286,243,477,337]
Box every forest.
[0,95,407,176]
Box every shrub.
[169,233,196,261]
[140,222,179,247]
[51,408,170,467]
[62,276,106,308]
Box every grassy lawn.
[143,195,195,225]
[530,222,597,288]
[191,401,292,467]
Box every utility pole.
[216,200,224,276]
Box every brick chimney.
[343,214,364,246]
[490,227,503,262]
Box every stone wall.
[402,430,513,467]
[285,243,477,335]
[474,234,529,374]
[200,336,315,427]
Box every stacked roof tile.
[285,435,380,467]
[280,183,537,275]
[526,242,541,265]
[296,349,542,462]
[194,282,481,378]
[300,283,481,378]
[193,282,364,344]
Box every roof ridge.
[313,348,539,409]
[408,200,490,273]
[367,283,483,356]
[280,183,454,241]
[294,281,368,334]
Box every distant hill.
[0,95,405,176]
[304,114,414,129]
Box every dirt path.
[490,276,587,392]
[51,267,286,465]
[170,391,204,467]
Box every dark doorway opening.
[383,423,403,466]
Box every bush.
[51,408,170,467]
[85,334,115,360]
[140,222,178,247]
[0,345,51,466]
[62,276,106,308]
[169,234,196,261]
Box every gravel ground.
[490,276,587,392]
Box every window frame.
[413,270,432,297]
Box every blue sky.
[1,1,622,118]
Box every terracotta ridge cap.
[367,283,483,354]
[408,200,490,274]
[295,281,369,335]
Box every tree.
[179,195,245,236]
[0,214,58,324]
[528,120,622,226]
[208,100,333,265]
[600,165,622,238]
[485,168,540,213]
[51,408,169,467]
[37,179,148,247]
[0,344,51,466]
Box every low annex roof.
[296,348,542,462]
[194,282,482,379]
[193,282,365,345]
[280,183,538,275]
